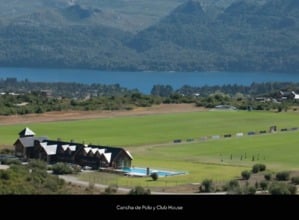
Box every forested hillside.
[0,0,298,72]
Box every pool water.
[122,167,186,177]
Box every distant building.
[255,97,271,103]
[14,128,133,169]
[278,91,299,101]
[292,91,299,100]
[214,105,237,110]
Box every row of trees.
[0,91,163,115]
[2,78,299,98]
[1,79,299,115]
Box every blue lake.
[0,67,298,94]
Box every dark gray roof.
[16,136,48,148]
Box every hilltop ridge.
[0,0,298,72]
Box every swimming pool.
[122,167,187,177]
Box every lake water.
[0,67,298,94]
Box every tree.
[241,170,251,180]
[225,180,241,194]
[150,172,159,181]
[151,85,174,97]
[264,173,272,181]
[276,171,290,181]
[252,163,266,173]
[199,179,214,192]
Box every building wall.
[15,143,25,158]
[113,151,132,169]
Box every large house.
[279,91,299,101]
[14,127,133,169]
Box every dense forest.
[0,0,298,72]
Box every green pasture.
[78,131,299,188]
[1,110,298,147]
[1,110,299,187]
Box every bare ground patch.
[0,104,205,125]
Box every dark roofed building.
[45,140,83,164]
[104,146,133,168]
[75,145,133,169]
[14,128,133,169]
[14,130,48,159]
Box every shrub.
[259,164,266,171]
[269,182,292,195]
[241,182,256,195]
[129,186,151,195]
[0,170,10,180]
[288,184,297,195]
[264,173,272,181]
[276,171,290,181]
[226,180,241,194]
[28,159,47,171]
[199,179,214,192]
[247,186,256,195]
[150,172,159,181]
[70,164,81,174]
[260,180,268,190]
[228,179,239,188]
[291,176,299,185]
[0,148,14,154]
[241,170,251,180]
[252,164,266,173]
[2,158,21,165]
[52,163,73,175]
[105,184,118,194]
[252,164,259,173]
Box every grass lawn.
[1,110,299,188]
[1,110,298,147]
[78,131,299,188]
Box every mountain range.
[0,0,298,72]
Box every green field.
[1,111,298,146]
[1,110,299,187]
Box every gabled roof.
[292,91,299,99]
[125,150,134,160]
[40,142,58,156]
[14,136,48,148]
[62,144,77,152]
[84,147,92,154]
[69,145,76,151]
[104,146,133,161]
[61,144,69,151]
[103,152,112,163]
[19,127,36,137]
[84,147,106,156]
